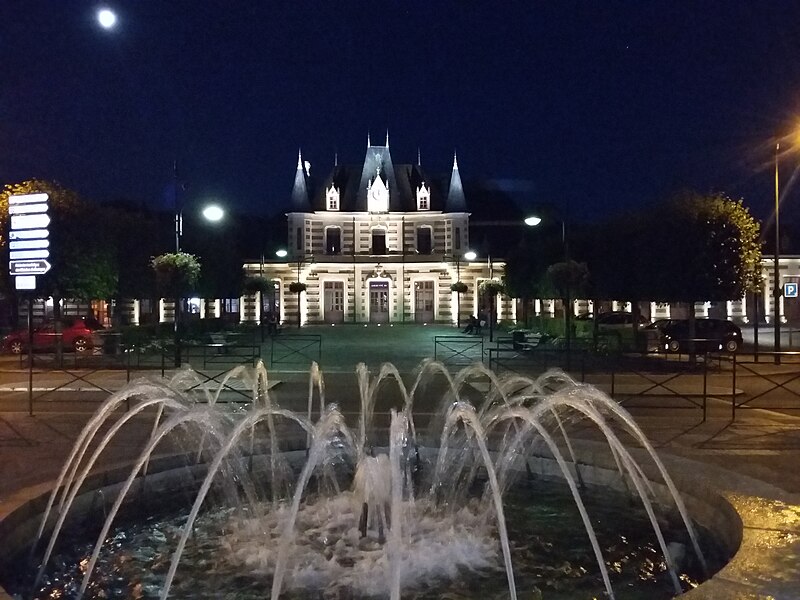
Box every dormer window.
[326,184,340,211]
[417,183,430,211]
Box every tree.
[546,259,589,353]
[645,191,761,302]
[0,180,122,323]
[645,191,762,359]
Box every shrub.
[288,281,307,293]
[450,281,468,293]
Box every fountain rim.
[0,438,785,600]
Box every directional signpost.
[8,193,51,290]
[7,192,52,415]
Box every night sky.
[5,1,800,224]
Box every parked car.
[1,317,104,354]
[658,318,743,353]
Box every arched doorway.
[414,280,434,322]
[368,279,390,323]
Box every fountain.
[0,359,731,599]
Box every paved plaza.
[0,323,799,598]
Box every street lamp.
[525,213,571,361]
[175,202,225,253]
[774,142,781,364]
[276,248,312,329]
[170,198,224,367]
[451,250,476,328]
[466,217,541,339]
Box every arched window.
[416,226,433,254]
[325,226,342,255]
[371,227,387,255]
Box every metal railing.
[608,354,712,421]
[433,335,484,367]
[270,334,322,366]
[731,351,800,419]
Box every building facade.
[241,137,513,326]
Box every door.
[261,280,281,322]
[369,281,389,323]
[324,281,345,323]
[414,280,434,322]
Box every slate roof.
[296,144,456,213]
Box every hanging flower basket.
[150,252,201,295]
[479,280,505,296]
[450,281,468,294]
[289,281,307,294]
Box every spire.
[290,148,311,211]
[334,150,338,167]
[417,147,421,166]
[385,129,389,147]
[367,131,371,148]
[446,150,466,212]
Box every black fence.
[731,351,800,418]
[270,334,322,366]
[433,335,484,366]
[487,345,588,380]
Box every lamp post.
[451,250,477,329]
[525,213,571,362]
[468,218,541,339]
[170,186,225,367]
[277,249,312,329]
[774,142,782,364]
[175,203,224,253]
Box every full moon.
[97,8,117,29]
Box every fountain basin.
[0,438,757,600]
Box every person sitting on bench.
[462,315,480,334]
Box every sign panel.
[8,193,48,205]
[10,239,49,250]
[9,249,50,260]
[14,275,36,290]
[9,259,52,275]
[8,202,48,215]
[9,229,49,240]
[785,282,798,298]
[10,213,50,230]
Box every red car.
[2,318,104,354]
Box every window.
[223,298,239,314]
[416,183,430,210]
[325,227,342,255]
[140,299,154,315]
[296,226,302,251]
[417,227,432,254]
[455,226,461,250]
[326,185,340,211]
[371,228,387,254]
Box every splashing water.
[16,359,723,600]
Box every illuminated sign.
[7,193,50,289]
[785,282,798,298]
